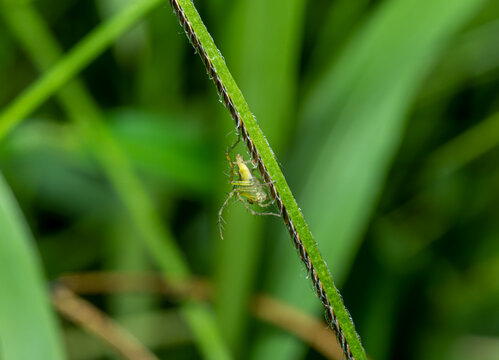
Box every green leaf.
[0,172,66,360]
[256,0,489,359]
[303,0,488,282]
[0,3,232,359]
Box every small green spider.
[218,151,280,239]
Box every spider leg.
[236,192,281,217]
[225,152,239,181]
[219,188,236,240]
[228,133,241,152]
[260,182,276,202]
[259,197,278,208]
[261,181,275,186]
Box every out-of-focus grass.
[252,0,490,359]
[0,0,498,359]
[0,172,66,360]
[1,2,232,359]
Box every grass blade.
[300,0,489,282]
[0,3,231,359]
[0,172,66,360]
[0,0,163,138]
[257,0,489,358]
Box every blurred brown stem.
[51,284,159,360]
[57,272,344,360]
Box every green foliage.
[0,0,498,359]
[0,172,66,360]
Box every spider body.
[232,154,267,205]
[218,152,279,239]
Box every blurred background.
[0,0,498,359]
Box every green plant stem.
[168,1,366,359]
[215,0,305,353]
[0,3,231,360]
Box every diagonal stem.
[167,1,367,359]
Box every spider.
[218,150,280,239]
